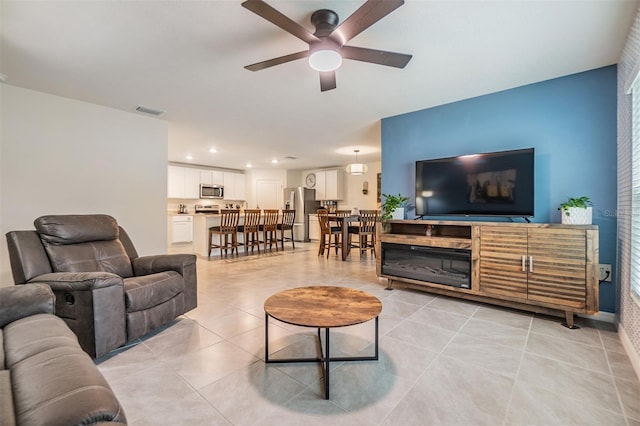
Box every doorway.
[256,179,282,209]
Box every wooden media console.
[377,220,599,328]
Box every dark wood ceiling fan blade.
[329,0,404,45]
[319,71,337,92]
[245,51,309,71]
[340,45,412,68]
[242,0,319,44]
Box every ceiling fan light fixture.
[346,149,368,175]
[308,48,342,72]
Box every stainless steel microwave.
[200,184,224,199]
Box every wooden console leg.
[561,311,580,329]
[385,279,394,291]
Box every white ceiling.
[1,1,637,171]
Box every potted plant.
[558,196,593,225]
[381,193,409,220]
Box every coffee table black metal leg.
[325,327,330,399]
[265,313,270,362]
[264,315,379,399]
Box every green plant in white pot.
[381,193,409,220]
[558,196,593,225]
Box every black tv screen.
[415,148,535,217]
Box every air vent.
[135,105,166,117]
[284,156,297,160]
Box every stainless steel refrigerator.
[283,187,321,242]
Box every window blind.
[631,72,640,298]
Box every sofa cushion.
[11,346,126,425]
[124,271,184,312]
[3,314,78,368]
[0,370,15,426]
[35,215,134,278]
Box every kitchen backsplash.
[167,199,246,214]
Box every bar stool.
[317,209,341,258]
[348,210,379,257]
[238,209,261,255]
[208,209,240,257]
[260,209,279,251]
[278,209,296,250]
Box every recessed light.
[272,159,278,164]
[185,155,193,160]
[246,163,252,168]
[209,148,217,153]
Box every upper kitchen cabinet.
[200,170,224,186]
[223,172,246,200]
[314,169,344,200]
[168,165,199,199]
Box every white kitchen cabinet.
[314,169,344,201]
[223,172,246,200]
[235,173,246,200]
[184,168,200,199]
[201,170,224,185]
[171,215,193,243]
[168,166,185,198]
[308,214,320,241]
[168,166,200,199]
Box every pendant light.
[346,150,368,176]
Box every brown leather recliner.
[6,214,197,358]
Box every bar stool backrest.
[220,210,240,232]
[243,209,261,231]
[262,209,279,230]
[281,209,295,229]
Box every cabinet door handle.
[522,255,526,272]
[529,256,534,272]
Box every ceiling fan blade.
[245,51,309,71]
[319,71,337,92]
[242,0,319,44]
[341,45,412,68]
[329,0,404,45]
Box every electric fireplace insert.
[382,243,471,289]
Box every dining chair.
[277,209,296,250]
[260,209,280,251]
[209,209,240,256]
[237,209,261,255]
[317,209,342,258]
[348,209,379,257]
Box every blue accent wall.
[381,65,617,313]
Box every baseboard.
[619,325,640,381]
[578,311,616,323]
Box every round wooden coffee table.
[264,286,382,399]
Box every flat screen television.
[415,148,535,218]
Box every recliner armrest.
[131,254,196,277]
[0,284,55,328]
[26,272,126,358]
[28,272,124,291]
[132,254,198,312]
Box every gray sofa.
[0,284,126,425]
[6,214,197,358]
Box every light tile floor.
[96,243,640,425]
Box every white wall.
[0,85,168,286]
[341,160,381,211]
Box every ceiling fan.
[241,0,412,92]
